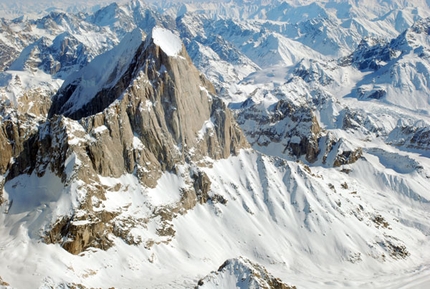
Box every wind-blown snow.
[152,27,182,57]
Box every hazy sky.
[0,0,130,18]
[0,0,204,6]
[0,0,234,18]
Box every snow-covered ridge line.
[151,27,183,57]
[49,27,145,117]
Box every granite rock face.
[49,28,248,173]
[2,28,248,254]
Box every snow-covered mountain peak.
[404,17,430,48]
[150,27,183,57]
[87,2,121,26]
[197,256,296,289]
[378,17,430,56]
[339,16,430,113]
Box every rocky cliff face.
[232,81,362,167]
[2,27,248,254]
[234,95,323,163]
[49,27,248,174]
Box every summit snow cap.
[151,27,183,57]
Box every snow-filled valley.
[0,0,430,288]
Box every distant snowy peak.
[401,17,430,50]
[197,257,296,289]
[87,2,136,38]
[86,0,170,38]
[8,31,92,78]
[265,1,328,22]
[49,26,200,119]
[341,37,393,71]
[150,27,183,57]
[341,17,430,72]
[340,17,430,112]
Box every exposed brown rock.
[236,96,363,167]
[0,113,41,179]
[236,97,322,163]
[23,30,248,254]
[333,147,362,167]
[18,88,53,116]
[192,171,211,204]
[377,237,410,260]
[0,39,19,71]
[388,124,430,151]
[0,28,248,255]
[48,29,248,184]
[0,276,9,286]
[45,210,118,255]
[0,123,13,175]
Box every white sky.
[0,0,227,18]
[0,0,128,18]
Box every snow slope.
[152,27,182,57]
[0,149,429,288]
[53,28,144,116]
